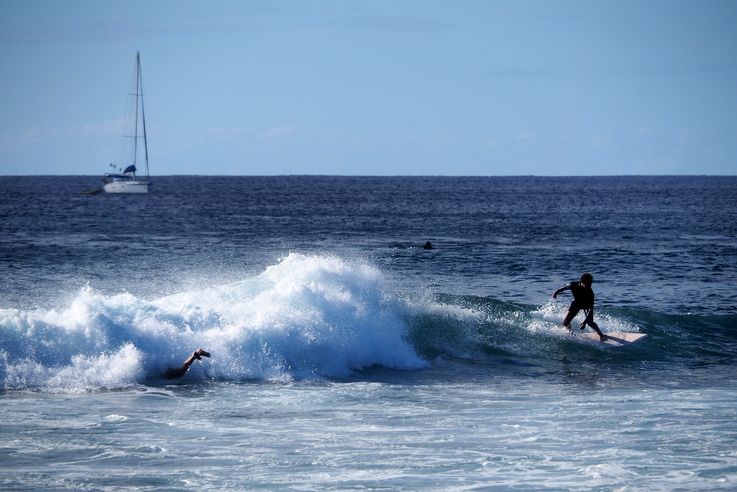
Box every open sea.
[1,175,736,490]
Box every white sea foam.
[0,254,427,391]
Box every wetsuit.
[568,281,595,324]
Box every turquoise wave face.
[405,293,737,385]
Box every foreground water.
[1,176,736,490]
[4,380,736,490]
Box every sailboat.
[103,52,151,193]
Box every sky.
[1,0,736,176]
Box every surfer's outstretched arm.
[164,348,211,379]
[552,284,570,299]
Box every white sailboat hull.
[103,180,150,193]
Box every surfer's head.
[580,273,593,286]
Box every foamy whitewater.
[1,254,429,391]
[2,176,736,490]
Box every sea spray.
[0,254,428,391]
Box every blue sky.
[1,0,736,175]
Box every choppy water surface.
[1,176,736,490]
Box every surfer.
[164,348,211,379]
[552,273,608,342]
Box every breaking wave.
[1,253,734,392]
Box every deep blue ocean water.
[1,175,736,490]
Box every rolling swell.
[1,254,734,392]
[406,294,737,383]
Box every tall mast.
[138,52,150,180]
[132,52,140,172]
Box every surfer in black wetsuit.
[553,273,608,342]
[164,348,211,379]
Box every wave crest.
[0,254,427,391]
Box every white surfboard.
[577,331,647,347]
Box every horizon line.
[2,173,737,178]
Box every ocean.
[1,175,736,490]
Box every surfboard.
[576,331,647,347]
